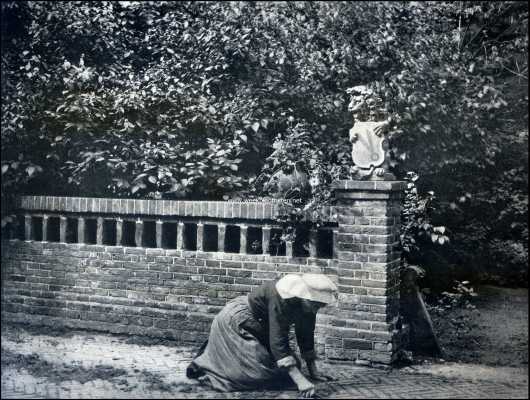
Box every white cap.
[276,274,339,305]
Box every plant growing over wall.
[400,172,449,259]
[247,121,348,245]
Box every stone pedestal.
[330,180,406,364]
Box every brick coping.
[17,196,334,220]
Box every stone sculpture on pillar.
[347,85,395,181]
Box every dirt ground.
[430,285,528,366]
[407,285,528,387]
[1,325,202,395]
[1,347,129,385]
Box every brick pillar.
[135,219,143,247]
[42,215,48,242]
[240,225,247,254]
[196,222,204,252]
[331,180,405,364]
[156,219,163,248]
[24,215,32,241]
[332,229,339,259]
[116,218,123,246]
[77,217,85,244]
[218,224,226,252]
[96,217,104,245]
[262,226,271,255]
[176,222,184,250]
[59,216,67,243]
[285,240,293,257]
[309,228,318,258]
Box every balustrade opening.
[31,216,43,241]
[225,225,240,253]
[162,222,177,249]
[203,224,218,252]
[317,228,334,259]
[183,223,197,250]
[66,218,78,243]
[103,219,117,246]
[247,226,262,254]
[122,220,136,247]
[293,226,310,257]
[85,219,97,244]
[3,216,23,240]
[269,228,286,256]
[0,222,9,239]
[16,216,25,240]
[46,216,60,242]
[142,220,156,248]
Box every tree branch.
[500,62,528,80]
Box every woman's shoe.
[186,361,205,379]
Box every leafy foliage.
[400,172,449,256]
[1,1,527,287]
[426,280,478,312]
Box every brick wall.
[1,180,406,364]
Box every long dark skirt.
[189,296,293,392]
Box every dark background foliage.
[1,1,527,289]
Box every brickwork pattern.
[1,239,400,362]
[1,240,339,349]
[1,327,527,399]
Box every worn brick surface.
[1,326,527,399]
[18,196,287,220]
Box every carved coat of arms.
[349,121,387,169]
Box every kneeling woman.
[186,273,338,397]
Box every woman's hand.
[287,365,316,398]
[297,380,316,398]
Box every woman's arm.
[267,299,317,396]
[294,312,319,363]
